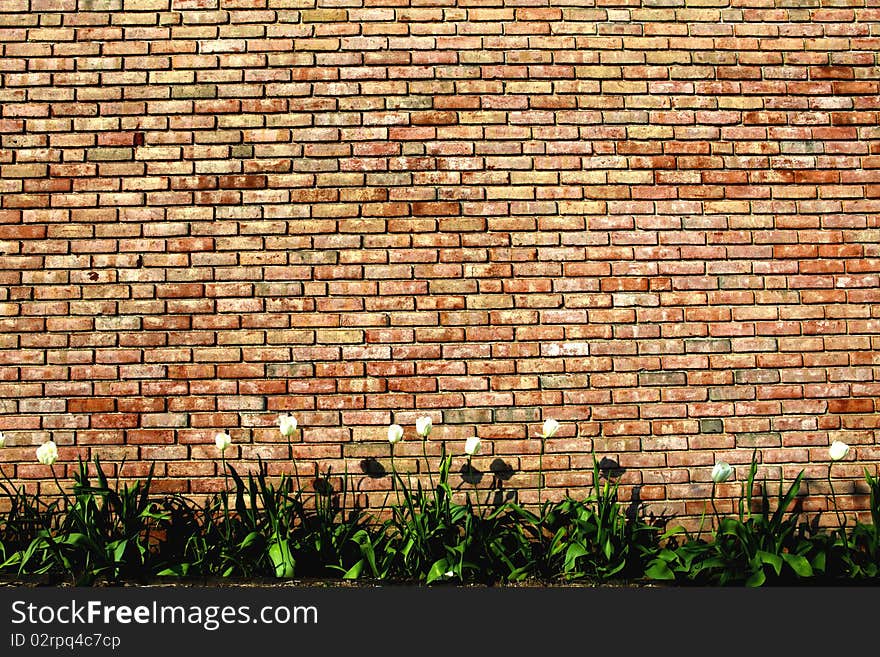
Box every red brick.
[0,5,874,522]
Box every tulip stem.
[292,439,302,495]
[696,500,708,542]
[538,434,545,509]
[468,455,481,518]
[390,444,402,511]
[422,435,435,492]
[710,482,721,532]
[827,462,845,531]
[50,465,71,507]
[38,467,76,583]
[221,453,229,496]
[219,453,233,543]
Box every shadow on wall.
[358,453,635,507]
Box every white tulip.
[464,436,482,456]
[415,416,433,438]
[36,440,58,466]
[278,414,298,437]
[829,441,849,461]
[711,461,733,484]
[388,424,404,445]
[215,432,232,453]
[0,431,5,448]
[541,418,560,439]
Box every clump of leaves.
[819,468,880,581]
[159,460,300,578]
[288,466,389,581]
[59,459,168,584]
[647,455,818,586]
[0,459,168,585]
[0,477,64,578]
[159,459,383,581]
[542,457,660,581]
[382,443,533,584]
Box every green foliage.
[818,468,880,581]
[645,454,869,586]
[0,477,64,577]
[542,457,662,581]
[60,459,168,584]
[158,460,379,580]
[0,459,167,584]
[383,443,533,584]
[1,451,878,586]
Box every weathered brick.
[0,4,873,521]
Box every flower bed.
[0,419,877,587]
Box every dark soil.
[0,574,656,588]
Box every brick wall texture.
[1,0,879,524]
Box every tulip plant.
[0,421,878,587]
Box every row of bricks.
[0,352,878,376]
[2,376,880,400]
[3,27,880,45]
[4,91,880,114]
[8,158,880,175]
[0,394,878,417]
[4,120,880,136]
[2,215,879,232]
[7,193,880,207]
[2,391,879,411]
[2,4,877,22]
[1,329,879,349]
[4,68,880,85]
[1,331,879,351]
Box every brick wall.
[1,0,879,525]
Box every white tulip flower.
[464,436,482,457]
[36,440,58,466]
[711,462,733,484]
[541,418,560,439]
[415,416,433,438]
[829,441,850,461]
[388,424,404,445]
[0,431,5,448]
[215,432,232,453]
[279,414,298,437]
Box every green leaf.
[746,569,766,587]
[426,558,451,584]
[157,564,190,577]
[342,560,364,580]
[756,550,782,576]
[811,550,826,573]
[267,540,295,579]
[239,531,262,550]
[60,533,88,547]
[781,552,812,578]
[563,543,587,573]
[112,540,127,564]
[645,560,675,580]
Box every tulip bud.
[215,432,232,453]
[0,431,5,448]
[415,416,433,438]
[711,461,733,484]
[464,436,482,456]
[388,424,404,445]
[541,418,560,439]
[829,441,849,461]
[36,440,58,466]
[278,414,298,437]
